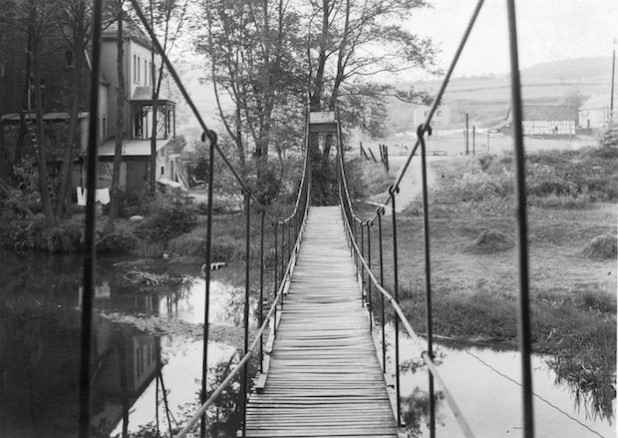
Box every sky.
[402,0,618,78]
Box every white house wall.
[579,108,608,129]
[522,120,575,135]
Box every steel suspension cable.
[506,0,535,435]
[336,175,475,437]
[79,1,103,437]
[128,0,278,223]
[348,0,486,228]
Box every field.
[385,56,613,133]
[354,139,617,420]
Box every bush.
[255,164,282,205]
[135,203,197,243]
[43,221,82,252]
[96,232,137,254]
[579,234,617,260]
[600,122,618,148]
[118,191,154,218]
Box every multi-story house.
[0,12,183,195]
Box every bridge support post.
[389,186,401,426]
[366,222,372,331]
[418,124,436,437]
[259,209,265,373]
[273,222,279,334]
[241,190,251,437]
[377,210,386,372]
[507,0,535,435]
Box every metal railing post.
[259,209,265,373]
[241,190,251,437]
[280,221,285,305]
[360,222,365,304]
[287,218,291,266]
[366,221,372,331]
[199,128,218,438]
[377,209,386,372]
[273,222,278,334]
[418,125,436,437]
[389,186,401,426]
[506,1,535,435]
[80,2,102,436]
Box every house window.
[133,54,137,82]
[28,79,46,110]
[65,50,75,68]
[144,59,148,85]
[160,166,164,176]
[137,56,141,82]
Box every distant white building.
[579,95,613,129]
[504,104,578,136]
[413,105,451,130]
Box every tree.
[19,0,61,226]
[129,0,189,195]
[107,0,126,229]
[301,0,437,203]
[54,0,92,219]
[195,0,305,185]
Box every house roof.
[98,138,172,157]
[103,17,154,51]
[131,86,174,103]
[580,95,611,111]
[523,104,577,121]
[1,112,90,122]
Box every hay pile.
[464,229,515,254]
[580,234,617,260]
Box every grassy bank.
[360,145,617,419]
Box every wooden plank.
[245,206,398,438]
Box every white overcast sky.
[405,0,618,77]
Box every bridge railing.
[79,1,312,437]
[336,0,535,436]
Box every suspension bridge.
[77,0,539,437]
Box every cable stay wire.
[461,349,607,438]
[351,0,486,226]
[127,0,307,225]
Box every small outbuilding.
[579,95,613,130]
[520,104,577,136]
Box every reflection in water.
[380,325,616,438]
[0,251,253,438]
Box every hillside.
[388,56,614,132]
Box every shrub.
[255,164,282,205]
[579,234,617,260]
[118,191,154,218]
[135,203,197,242]
[600,122,618,148]
[96,232,137,254]
[463,229,515,254]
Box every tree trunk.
[55,2,86,219]
[107,5,124,229]
[149,0,157,195]
[33,70,56,226]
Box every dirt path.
[372,155,441,214]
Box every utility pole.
[472,125,476,155]
[611,38,616,121]
[465,113,469,155]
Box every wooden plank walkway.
[245,206,398,438]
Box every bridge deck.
[245,206,398,437]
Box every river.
[0,250,614,437]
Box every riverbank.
[357,145,617,422]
